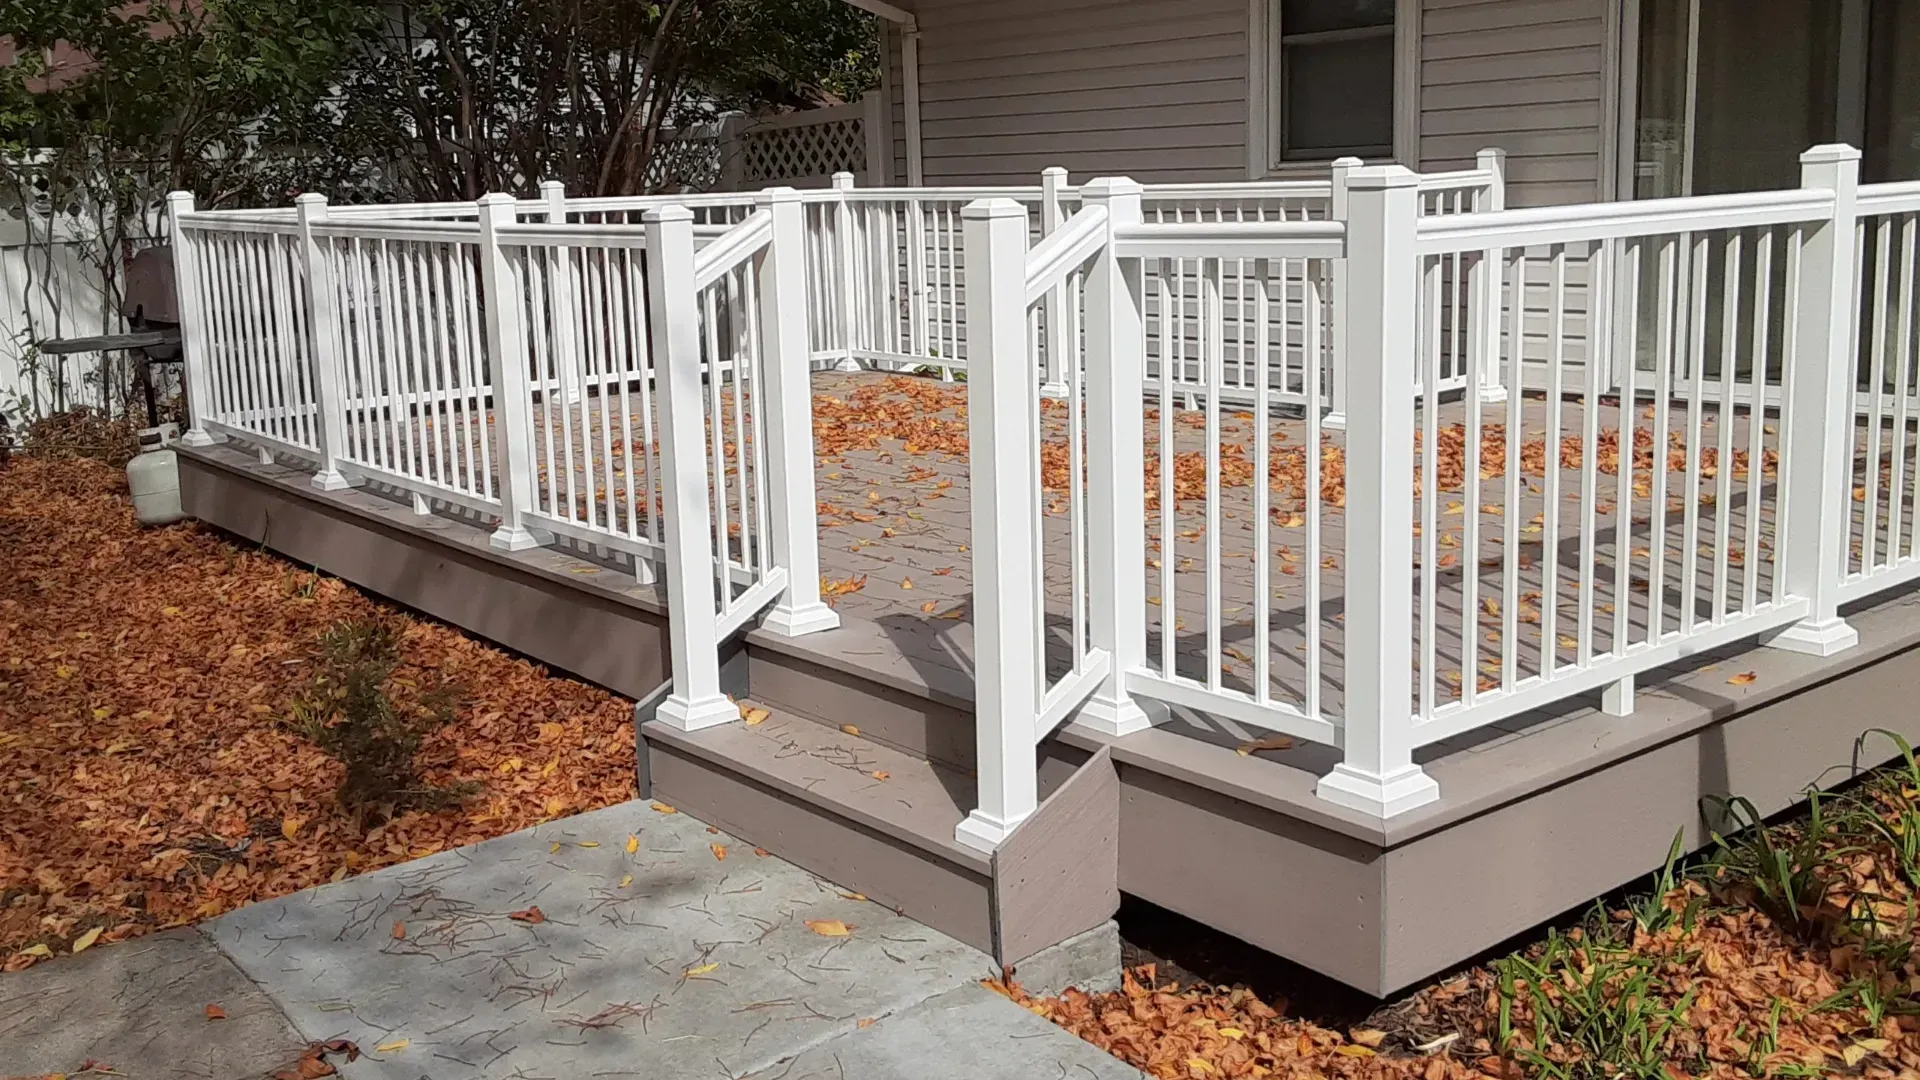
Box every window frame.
[1247,0,1422,177]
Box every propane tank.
[127,423,186,526]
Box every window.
[1252,0,1411,171]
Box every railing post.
[1315,165,1437,817]
[540,180,583,404]
[295,194,352,491]
[168,192,219,448]
[1039,166,1071,398]
[956,197,1040,853]
[476,193,553,553]
[830,171,862,372]
[1322,156,1364,430]
[1078,177,1166,737]
[756,187,841,638]
[1768,144,1863,657]
[644,205,740,730]
[1473,148,1509,406]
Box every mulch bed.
[0,457,635,969]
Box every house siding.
[879,0,1617,207]
[1420,0,1613,207]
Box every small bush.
[286,618,477,825]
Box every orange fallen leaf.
[807,919,854,937]
[626,834,640,854]
[871,770,890,782]
[391,921,406,941]
[841,724,860,737]
[753,847,770,857]
[741,706,771,726]
[206,1004,227,1021]
[1727,671,1758,686]
[508,907,546,924]
[651,802,678,814]
[711,843,728,861]
[921,600,938,613]
[1236,735,1295,757]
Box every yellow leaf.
[1844,1039,1890,1066]
[685,962,720,977]
[1188,1057,1217,1075]
[281,817,304,841]
[1335,1045,1376,1058]
[626,834,640,854]
[872,770,890,782]
[652,802,678,814]
[840,892,868,902]
[541,758,559,778]
[901,576,914,589]
[70,927,103,953]
[577,841,599,848]
[375,1038,410,1054]
[711,843,728,861]
[1351,1029,1388,1048]
[545,796,568,817]
[19,943,53,959]
[1727,671,1758,686]
[807,919,853,937]
[1219,1028,1246,1040]
[921,600,938,613]
[92,707,110,720]
[55,665,73,679]
[618,874,634,888]
[161,605,182,616]
[550,842,563,853]
[742,706,771,726]
[841,724,861,737]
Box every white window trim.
[1247,0,1422,178]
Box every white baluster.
[956,198,1040,853]
[1768,145,1863,656]
[645,205,740,731]
[830,172,862,372]
[540,181,583,406]
[1315,165,1438,817]
[1474,148,1509,407]
[1039,166,1071,399]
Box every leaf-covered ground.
[0,457,636,969]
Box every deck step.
[642,704,996,954]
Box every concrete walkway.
[2,801,1140,1080]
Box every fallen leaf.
[1727,671,1758,686]
[651,803,678,814]
[1351,1029,1388,1048]
[871,770,890,782]
[508,907,546,925]
[206,1004,227,1021]
[685,962,720,977]
[1236,735,1295,757]
[900,576,914,589]
[742,706,771,726]
[1335,1045,1376,1058]
[576,841,600,848]
[374,1038,410,1054]
[921,600,938,613]
[807,919,853,937]
[281,817,304,841]
[618,874,634,888]
[840,892,868,902]
[625,834,640,854]
[753,847,770,857]
[18,943,52,959]
[841,724,860,737]
[71,926,103,953]
[391,921,406,941]
[858,1017,877,1029]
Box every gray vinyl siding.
[881,0,1249,187]
[879,0,1614,205]
[1419,0,1611,207]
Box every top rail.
[1414,187,1835,254]
[1859,180,1920,216]
[1113,218,1345,260]
[691,208,774,290]
[1023,205,1108,305]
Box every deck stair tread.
[643,703,990,875]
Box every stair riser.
[745,647,977,771]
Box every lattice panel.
[739,115,867,184]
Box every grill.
[39,244,184,426]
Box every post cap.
[961,197,1028,220]
[1042,166,1068,180]
[832,171,857,189]
[477,192,516,206]
[642,204,696,223]
[1476,147,1508,166]
[165,190,195,206]
[294,192,326,206]
[1344,164,1421,191]
[538,179,565,193]
[1078,176,1143,199]
[1801,144,1862,165]
[754,186,804,206]
[1330,156,1366,169]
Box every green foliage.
[1705,793,1851,942]
[286,618,476,823]
[1494,928,1699,1080]
[1627,829,1704,935]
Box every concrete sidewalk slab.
[0,927,307,1079]
[744,985,1143,1080]
[202,801,1003,1079]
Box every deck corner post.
[829,171,863,372]
[1768,144,1863,658]
[1078,177,1165,738]
[476,192,554,554]
[539,180,582,406]
[295,193,352,491]
[644,204,740,732]
[1315,164,1439,818]
[1038,166,1072,399]
[1473,148,1510,406]
[1322,156,1365,431]
[168,191,219,448]
[756,187,841,638]
[956,196,1041,853]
